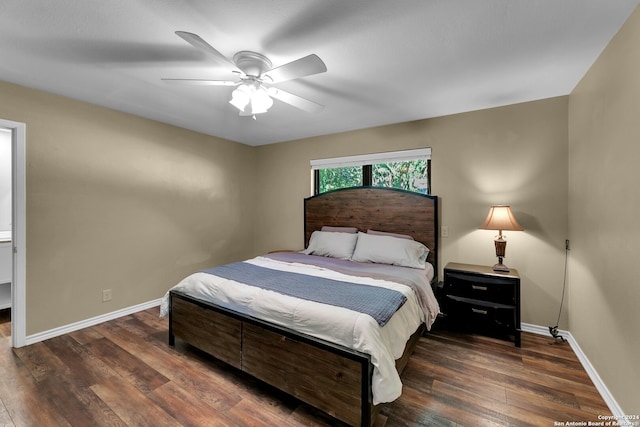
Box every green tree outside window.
[316,159,429,194]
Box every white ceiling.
[1,1,638,146]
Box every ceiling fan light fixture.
[229,84,253,112]
[230,82,274,115]
[250,86,273,114]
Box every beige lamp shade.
[480,205,524,233]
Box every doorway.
[0,128,11,337]
[0,119,26,348]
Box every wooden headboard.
[304,187,438,274]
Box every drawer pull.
[472,308,488,315]
[472,285,488,291]
[283,336,299,344]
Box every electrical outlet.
[441,226,449,238]
[102,289,112,302]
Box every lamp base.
[492,263,510,272]
[492,254,510,272]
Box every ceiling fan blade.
[175,31,237,69]
[263,54,327,83]
[267,87,324,113]
[161,78,238,86]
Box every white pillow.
[300,231,358,260]
[367,229,414,240]
[351,232,429,269]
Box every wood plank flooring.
[0,308,611,426]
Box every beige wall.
[0,81,256,335]
[568,5,640,414]
[255,96,569,329]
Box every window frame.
[311,148,431,195]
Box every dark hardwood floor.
[0,308,610,426]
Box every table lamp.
[480,205,523,272]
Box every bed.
[161,187,439,426]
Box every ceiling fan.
[162,31,327,117]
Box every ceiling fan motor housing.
[233,51,272,78]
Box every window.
[311,148,431,195]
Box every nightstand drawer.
[444,272,516,305]
[445,296,517,331]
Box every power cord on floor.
[549,239,569,344]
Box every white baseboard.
[521,323,625,417]
[24,298,162,346]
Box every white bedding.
[160,255,439,405]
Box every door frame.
[0,119,26,348]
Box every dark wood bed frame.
[169,187,438,426]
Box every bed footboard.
[169,290,375,426]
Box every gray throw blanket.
[202,262,407,326]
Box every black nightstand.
[441,262,521,347]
